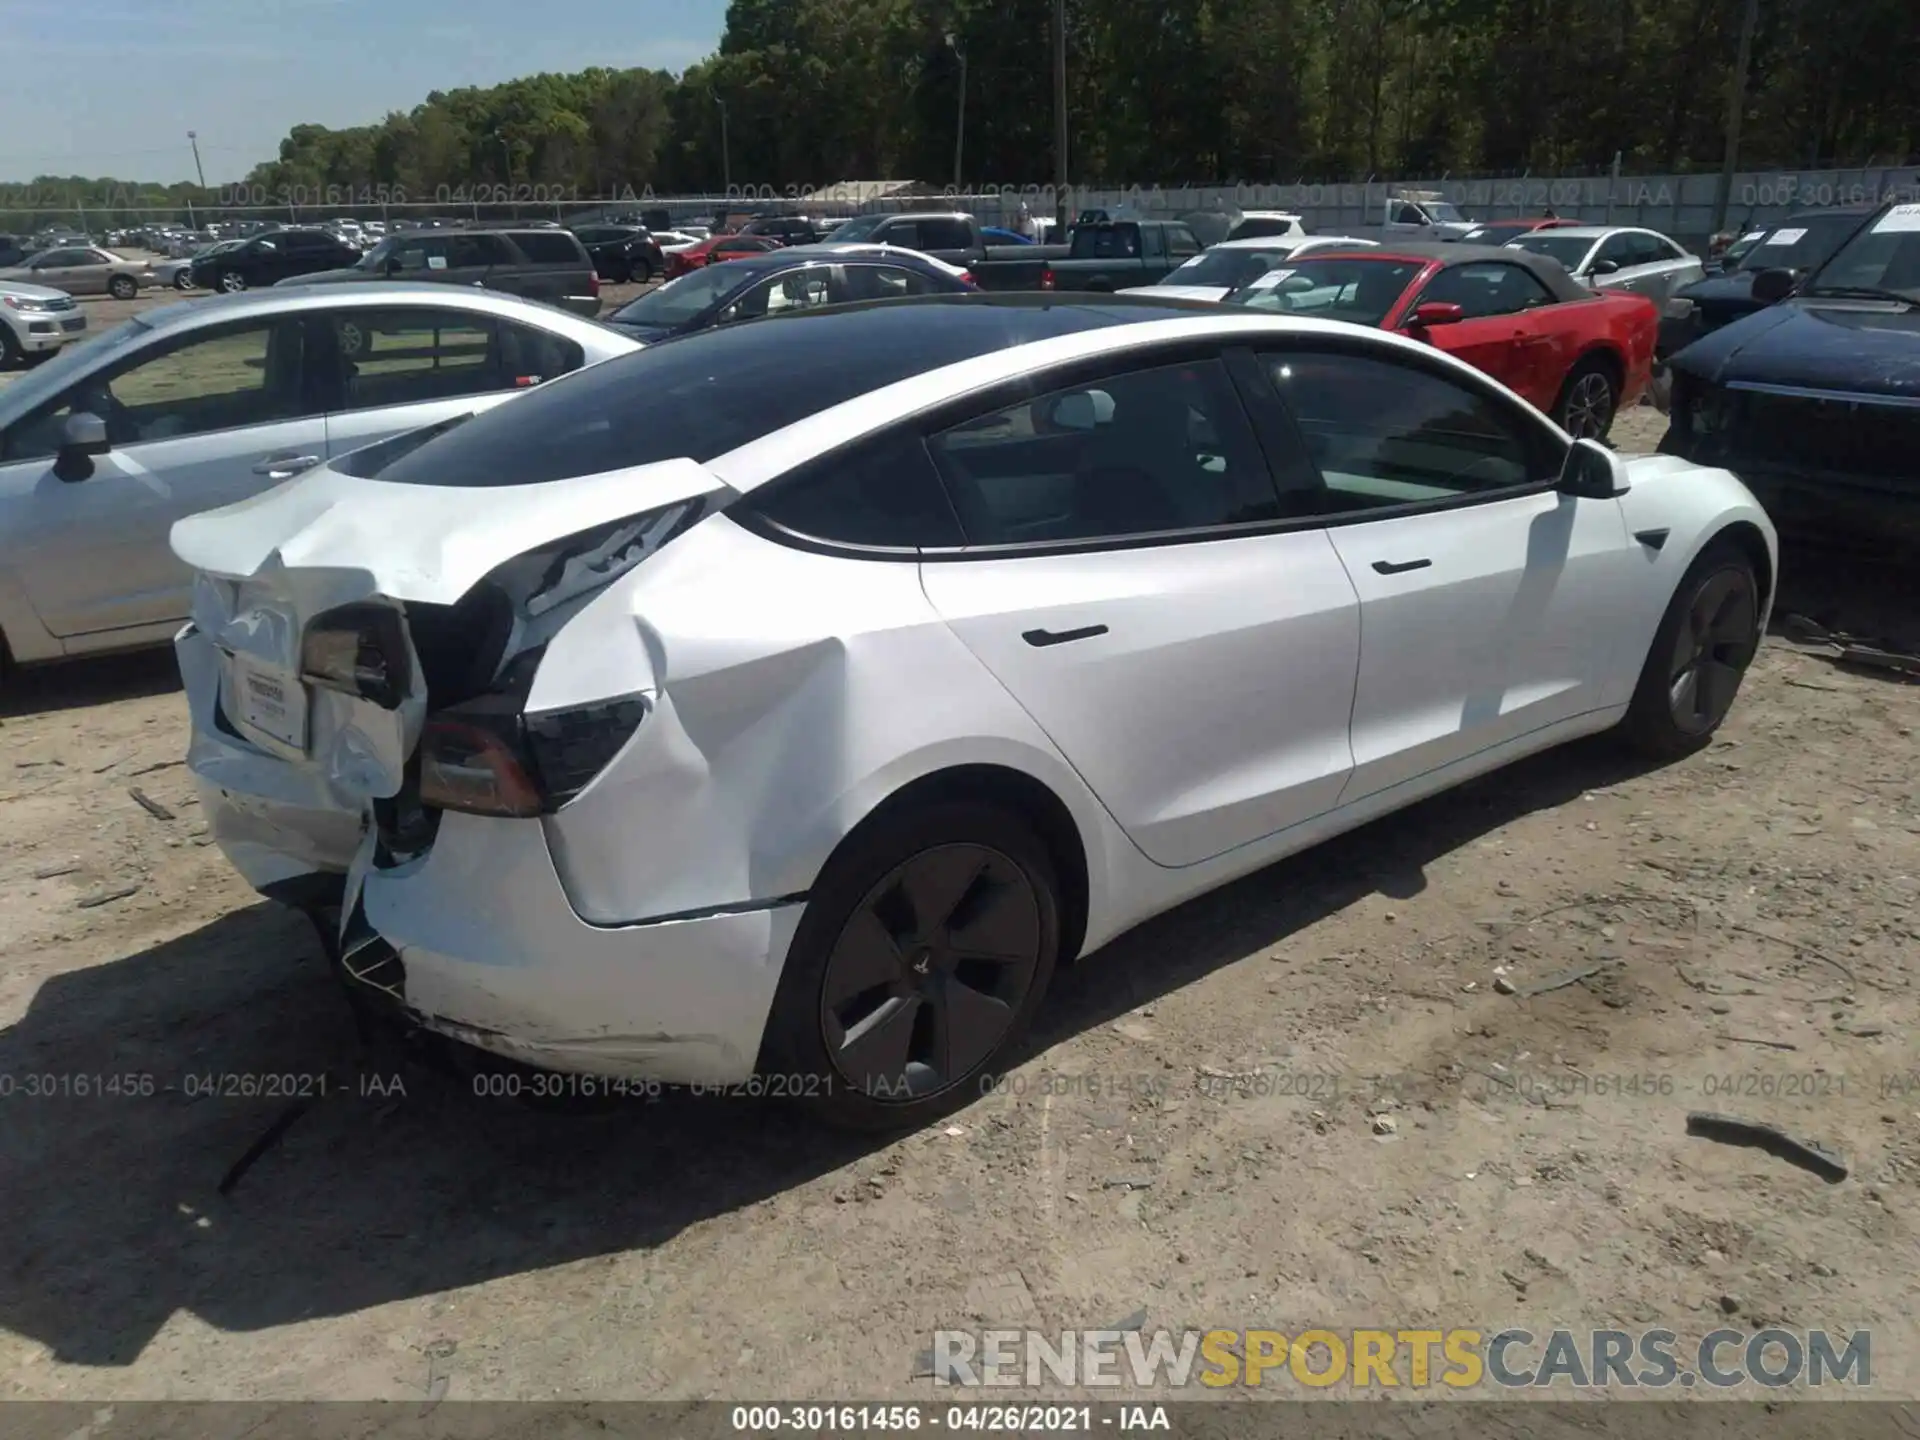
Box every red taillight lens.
[1040,267,1056,291]
[588,271,600,295]
[956,270,976,287]
[418,710,545,818]
[417,688,651,818]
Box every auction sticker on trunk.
[229,654,308,751]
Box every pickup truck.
[1380,190,1478,241]
[1036,220,1206,292]
[820,211,1066,289]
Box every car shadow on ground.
[0,647,183,718]
[0,735,1656,1366]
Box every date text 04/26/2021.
[729,1405,1165,1432]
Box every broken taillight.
[956,270,976,287]
[301,603,411,708]
[418,684,650,818]
[1040,267,1056,291]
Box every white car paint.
[1120,236,1381,303]
[173,305,1775,1093]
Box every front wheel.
[759,800,1062,1131]
[1618,539,1762,759]
[218,270,247,293]
[173,270,195,291]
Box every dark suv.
[570,224,667,284]
[277,227,602,317]
[187,228,364,293]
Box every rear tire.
[630,258,653,285]
[0,324,20,370]
[1554,356,1619,440]
[173,270,195,291]
[759,800,1062,1132]
[1618,539,1762,760]
[108,274,138,300]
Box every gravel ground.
[1,286,1915,1404]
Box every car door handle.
[1023,624,1109,648]
[252,454,321,478]
[1372,558,1432,575]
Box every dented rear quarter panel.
[524,513,1138,951]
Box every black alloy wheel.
[1665,564,1759,737]
[1620,539,1761,758]
[820,842,1044,1101]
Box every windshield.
[1226,257,1425,326]
[1167,248,1293,289]
[608,264,755,326]
[1736,213,1872,274]
[826,215,887,243]
[1509,231,1595,268]
[0,318,151,418]
[1427,202,1467,223]
[1802,206,1920,299]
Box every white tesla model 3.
[173,294,1775,1129]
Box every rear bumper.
[177,622,366,893]
[353,816,804,1086]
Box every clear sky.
[0,0,728,184]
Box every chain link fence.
[6,165,1920,252]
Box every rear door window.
[320,308,520,412]
[1071,225,1143,259]
[509,232,585,264]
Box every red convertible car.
[1218,242,1658,439]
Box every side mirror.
[1588,258,1620,277]
[1408,301,1464,329]
[53,411,110,482]
[1750,267,1797,304]
[1558,436,1628,498]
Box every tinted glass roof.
[358,295,1188,488]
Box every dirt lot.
[0,288,1915,1404]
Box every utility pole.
[187,130,207,189]
[1052,0,1068,230]
[1711,0,1760,237]
[710,90,732,196]
[946,34,967,191]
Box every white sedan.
[172,296,1774,1129]
[1121,235,1380,302]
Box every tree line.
[7,0,1917,223]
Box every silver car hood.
[171,456,735,605]
[0,278,70,302]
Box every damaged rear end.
[174,451,734,1061]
